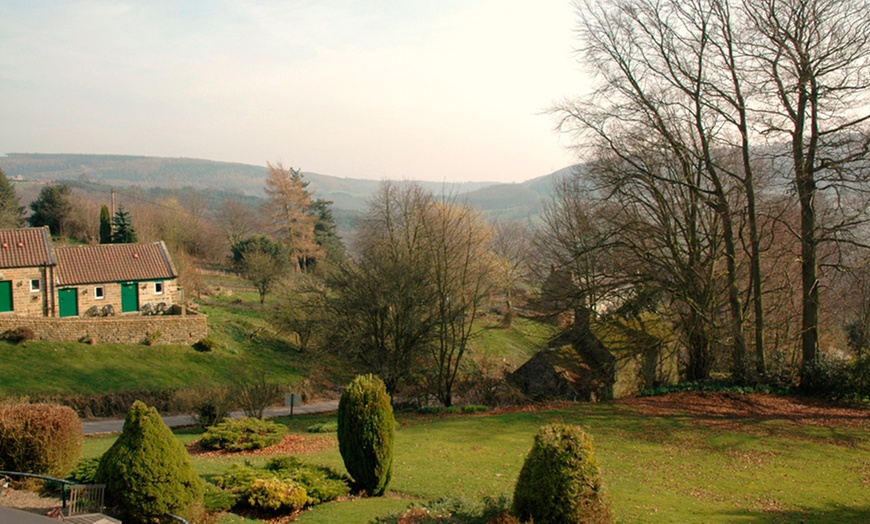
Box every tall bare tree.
[743,0,870,378]
[327,182,437,394]
[491,220,533,327]
[557,0,870,383]
[424,199,495,406]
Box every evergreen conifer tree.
[28,184,74,236]
[111,205,137,243]
[99,205,112,244]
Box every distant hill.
[0,153,571,219]
[463,166,576,221]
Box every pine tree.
[99,205,112,244]
[0,168,24,229]
[111,205,137,243]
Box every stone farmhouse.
[0,227,206,344]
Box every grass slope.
[0,290,307,397]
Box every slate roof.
[55,241,177,286]
[0,227,56,268]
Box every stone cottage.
[54,241,179,318]
[0,228,180,318]
[0,227,56,317]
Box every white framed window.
[155,282,164,295]
[29,279,40,292]
[95,286,105,299]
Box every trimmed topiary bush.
[95,400,204,524]
[513,424,612,524]
[337,374,396,496]
[199,417,287,451]
[0,403,82,477]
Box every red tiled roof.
[55,241,177,286]
[0,227,55,268]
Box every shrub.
[269,457,349,504]
[801,352,853,397]
[849,355,870,398]
[513,424,612,524]
[95,401,204,524]
[200,417,287,452]
[175,386,235,428]
[306,421,337,433]
[376,496,516,524]
[337,374,396,496]
[142,331,162,346]
[67,457,100,484]
[3,326,35,343]
[233,375,284,419]
[193,336,219,352]
[203,482,238,512]
[214,463,261,494]
[0,403,82,477]
[215,458,348,510]
[247,478,308,512]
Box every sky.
[0,1,591,183]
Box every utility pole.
[111,188,116,235]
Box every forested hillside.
[0,153,560,217]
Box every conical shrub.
[337,374,395,496]
[96,401,204,523]
[512,423,612,524]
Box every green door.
[0,281,12,312]
[121,282,139,313]
[58,288,78,317]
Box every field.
[81,392,869,524]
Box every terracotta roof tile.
[0,227,55,268]
[55,241,177,286]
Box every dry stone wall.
[0,310,207,345]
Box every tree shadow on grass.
[719,504,870,523]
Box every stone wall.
[0,266,51,316]
[0,309,207,345]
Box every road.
[81,399,339,435]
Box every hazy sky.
[0,1,590,183]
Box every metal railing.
[0,470,105,516]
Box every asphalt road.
[81,399,339,435]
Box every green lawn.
[81,398,870,523]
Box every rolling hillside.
[0,153,572,219]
